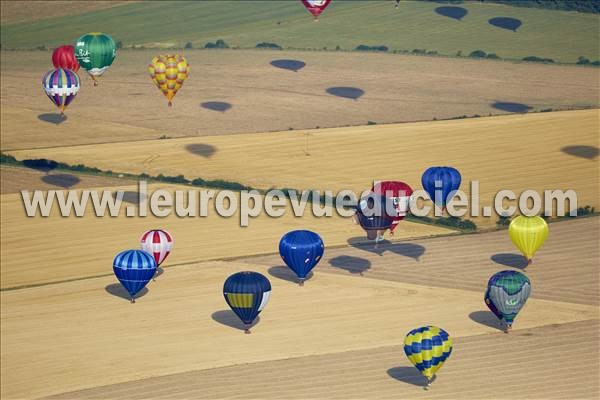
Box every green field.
[1,0,598,63]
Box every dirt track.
[2,50,599,149]
[48,320,599,400]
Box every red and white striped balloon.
[140,229,173,267]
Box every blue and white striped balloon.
[113,249,156,302]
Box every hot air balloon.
[509,216,548,265]
[140,229,173,267]
[42,68,80,115]
[74,32,116,86]
[404,326,453,389]
[279,230,324,285]
[485,270,531,332]
[223,272,271,333]
[301,0,332,21]
[52,45,80,72]
[355,193,395,242]
[148,54,189,107]
[113,249,157,303]
[421,166,461,210]
[372,180,413,235]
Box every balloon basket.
[244,328,251,334]
[527,259,533,266]
[299,280,305,287]
[130,298,136,304]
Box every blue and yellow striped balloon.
[404,326,453,387]
[42,68,80,114]
[223,271,271,333]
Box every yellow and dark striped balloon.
[404,326,453,387]
[148,55,189,107]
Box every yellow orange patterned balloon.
[148,55,189,106]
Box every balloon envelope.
[508,216,548,261]
[148,54,190,106]
[42,68,80,114]
[421,166,461,207]
[75,32,116,82]
[404,326,453,382]
[113,250,157,301]
[301,0,332,19]
[355,193,395,232]
[486,270,531,326]
[52,45,80,72]
[140,229,173,267]
[223,272,271,328]
[279,230,324,280]
[372,181,413,232]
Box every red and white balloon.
[140,229,173,267]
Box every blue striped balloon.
[404,326,453,387]
[279,230,324,284]
[42,68,80,114]
[421,166,462,207]
[113,250,157,302]
[355,193,395,231]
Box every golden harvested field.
[10,110,599,228]
[0,179,451,289]
[0,1,133,24]
[1,218,598,399]
[2,50,599,150]
[48,320,599,400]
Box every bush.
[184,42,193,49]
[522,56,554,63]
[335,45,341,51]
[426,50,438,55]
[486,53,500,59]
[592,61,600,66]
[468,50,487,58]
[576,56,590,65]
[411,48,427,55]
[36,45,47,51]
[204,39,229,49]
[497,215,511,227]
[574,205,596,216]
[367,121,377,125]
[355,44,388,52]
[256,42,282,50]
[0,153,18,165]
[22,158,58,171]
[116,41,123,49]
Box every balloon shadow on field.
[488,17,522,32]
[387,366,429,387]
[491,101,532,113]
[491,253,528,269]
[270,59,306,72]
[469,311,504,331]
[38,113,67,125]
[114,191,145,205]
[41,173,80,189]
[328,255,371,275]
[268,266,313,284]
[201,102,232,112]
[561,145,599,160]
[346,238,425,261]
[105,283,148,301]
[435,6,468,21]
[185,143,217,158]
[212,310,260,331]
[326,87,364,100]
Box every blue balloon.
[223,272,271,333]
[356,193,395,231]
[279,230,324,284]
[421,166,462,207]
[113,250,157,302]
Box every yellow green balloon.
[509,216,549,264]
